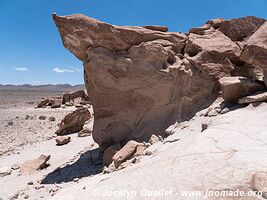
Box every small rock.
[149,134,160,145]
[8,121,14,126]
[24,194,29,199]
[11,164,20,170]
[112,140,142,168]
[55,136,71,146]
[78,129,92,137]
[34,185,44,190]
[27,181,34,185]
[0,166,11,177]
[201,122,209,132]
[220,107,230,114]
[133,145,147,157]
[73,178,79,182]
[39,115,47,120]
[48,116,56,121]
[251,171,267,198]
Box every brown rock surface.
[53,14,267,151]
[102,143,121,167]
[251,171,267,198]
[62,90,90,104]
[112,140,142,168]
[55,107,91,135]
[238,91,267,104]
[20,154,51,174]
[218,16,265,41]
[53,14,219,150]
[55,136,71,145]
[241,21,267,86]
[219,76,264,102]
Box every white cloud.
[15,67,28,71]
[52,67,82,73]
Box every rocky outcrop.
[62,90,90,104]
[37,97,62,108]
[53,14,267,151]
[238,91,267,104]
[219,76,264,102]
[55,107,91,135]
[241,21,267,86]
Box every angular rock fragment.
[218,16,265,41]
[78,129,92,137]
[238,91,267,104]
[112,140,143,168]
[143,25,168,32]
[251,171,267,198]
[62,90,90,104]
[55,136,71,145]
[20,154,51,174]
[219,76,264,102]
[56,107,91,135]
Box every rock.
[201,122,209,132]
[241,21,267,86]
[24,194,29,199]
[37,97,62,108]
[220,107,230,114]
[65,102,73,106]
[73,178,79,182]
[218,16,265,41]
[219,76,264,102]
[48,116,56,121]
[7,120,14,126]
[62,90,90,104]
[53,14,221,150]
[185,29,241,78]
[149,134,161,145]
[27,181,34,185]
[206,18,225,29]
[55,107,91,135]
[37,98,49,108]
[238,91,267,104]
[50,99,62,108]
[11,164,20,170]
[133,145,147,157]
[204,107,220,117]
[55,136,71,145]
[251,171,267,198]
[189,23,211,35]
[78,129,92,137]
[143,25,168,32]
[102,143,121,166]
[0,167,11,177]
[20,154,51,174]
[112,140,142,168]
[39,115,47,120]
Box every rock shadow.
[41,148,102,184]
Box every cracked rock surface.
[53,14,266,152]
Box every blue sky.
[0,0,267,85]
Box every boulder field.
[53,14,267,153]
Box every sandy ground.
[0,90,96,200]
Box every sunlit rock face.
[53,14,266,150]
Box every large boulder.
[218,16,265,41]
[53,14,219,150]
[55,107,91,135]
[185,29,241,78]
[241,21,267,86]
[53,14,267,150]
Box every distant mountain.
[0,84,86,92]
